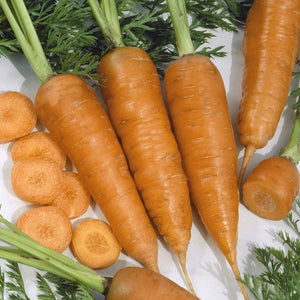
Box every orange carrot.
[242,156,300,220]
[35,74,158,271]
[50,171,90,219]
[1,0,159,272]
[16,206,72,253]
[105,267,200,300]
[164,1,248,299]
[71,219,121,269]
[11,157,63,205]
[11,131,66,169]
[89,0,194,292]
[236,0,300,186]
[0,91,36,143]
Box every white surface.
[0,29,298,300]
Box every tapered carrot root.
[50,171,91,219]
[16,206,72,253]
[164,54,248,299]
[236,0,300,185]
[11,157,63,205]
[0,91,37,143]
[11,131,66,169]
[105,267,200,300]
[242,156,300,220]
[98,47,193,292]
[35,74,159,272]
[71,219,121,269]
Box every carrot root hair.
[178,252,196,296]
[238,144,256,188]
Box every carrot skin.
[105,267,199,300]
[34,74,158,271]
[97,47,192,258]
[243,156,300,220]
[236,0,300,183]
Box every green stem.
[280,109,300,164]
[0,216,109,294]
[166,0,195,56]
[0,0,54,83]
[88,0,124,48]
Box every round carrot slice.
[50,172,90,219]
[16,206,72,253]
[71,219,121,269]
[0,91,37,143]
[11,157,63,205]
[11,131,66,169]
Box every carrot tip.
[230,261,250,300]
[238,144,256,189]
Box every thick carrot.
[11,156,63,205]
[0,91,36,143]
[16,206,72,253]
[71,219,121,269]
[50,171,91,219]
[1,0,158,271]
[89,0,194,292]
[11,131,66,169]
[164,1,249,299]
[35,74,158,271]
[236,0,300,186]
[105,267,200,300]
[242,156,300,220]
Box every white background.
[0,28,299,300]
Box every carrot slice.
[11,131,66,169]
[71,219,121,269]
[16,206,72,253]
[0,91,37,143]
[242,156,300,220]
[11,157,63,205]
[50,172,91,219]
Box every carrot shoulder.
[236,0,300,184]
[35,74,158,271]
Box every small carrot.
[0,91,36,143]
[11,131,67,169]
[71,219,121,269]
[1,0,158,272]
[16,206,72,253]
[105,267,200,300]
[50,171,90,219]
[89,0,193,292]
[236,0,300,186]
[164,1,249,299]
[11,157,63,205]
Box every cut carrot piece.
[16,206,72,253]
[71,219,121,269]
[0,91,37,143]
[11,157,63,205]
[50,172,91,219]
[11,131,66,169]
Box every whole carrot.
[1,0,158,272]
[164,0,249,299]
[236,0,300,185]
[89,0,194,293]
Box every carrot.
[242,156,299,220]
[71,219,121,269]
[0,91,37,143]
[11,131,66,169]
[50,171,90,219]
[105,267,200,300]
[16,206,72,253]
[89,0,194,292]
[164,1,249,299]
[11,157,63,205]
[1,0,158,271]
[236,0,300,186]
